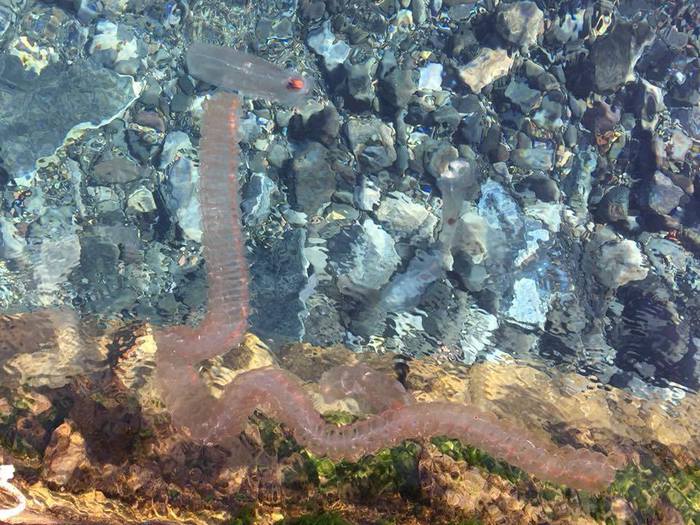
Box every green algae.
[304,441,421,500]
[278,511,352,525]
[430,436,524,485]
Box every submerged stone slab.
[0,53,138,182]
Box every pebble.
[458,48,514,93]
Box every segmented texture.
[205,367,619,492]
[152,95,618,493]
[155,93,249,429]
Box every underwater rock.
[456,95,490,147]
[305,104,341,146]
[126,187,156,214]
[612,280,692,388]
[0,53,138,182]
[354,176,381,211]
[88,20,144,74]
[307,19,351,72]
[376,191,436,243]
[43,420,89,487]
[163,157,202,242]
[329,218,401,299]
[596,186,630,224]
[0,0,25,41]
[589,20,655,93]
[291,142,336,215]
[418,62,443,91]
[642,235,691,288]
[505,79,542,114]
[588,228,648,289]
[31,215,81,305]
[241,173,277,226]
[343,57,377,110]
[377,53,416,111]
[458,48,514,93]
[496,1,545,51]
[561,146,596,219]
[345,117,397,171]
[92,157,144,185]
[452,211,489,265]
[646,171,684,216]
[249,229,310,343]
[582,100,621,135]
[425,142,459,178]
[510,147,553,171]
[419,444,487,513]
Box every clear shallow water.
[1,0,699,523]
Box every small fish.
[186,42,312,106]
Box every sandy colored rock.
[459,48,514,93]
[43,421,89,487]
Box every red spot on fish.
[287,76,305,91]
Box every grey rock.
[75,0,102,22]
[378,66,416,110]
[596,186,630,223]
[511,147,553,171]
[496,1,545,51]
[126,187,156,213]
[588,229,648,289]
[564,124,578,147]
[0,218,26,260]
[0,53,137,182]
[590,20,655,92]
[536,72,560,91]
[303,291,345,347]
[411,0,428,24]
[92,157,143,184]
[306,104,341,146]
[307,20,351,72]
[86,186,122,216]
[643,235,690,288]
[344,57,377,110]
[159,131,193,169]
[329,219,401,298]
[353,177,381,211]
[345,117,397,171]
[88,21,144,72]
[241,173,277,226]
[451,23,479,57]
[516,174,560,202]
[505,79,542,113]
[250,229,309,343]
[78,234,135,312]
[647,171,684,216]
[292,142,336,215]
[561,147,596,213]
[456,95,489,146]
[163,157,202,242]
[376,191,436,243]
[430,103,460,132]
[425,142,458,178]
[532,93,565,130]
[0,0,25,41]
[267,141,290,169]
[612,280,691,387]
